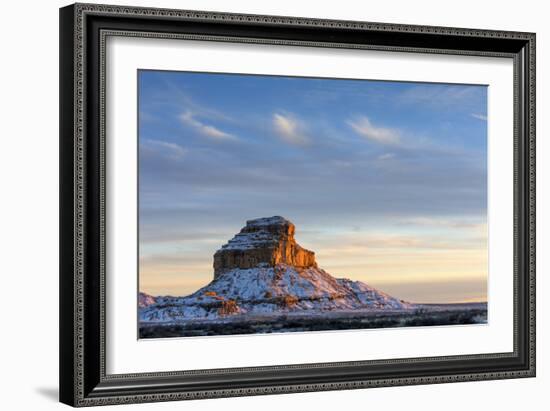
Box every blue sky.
[138,70,488,303]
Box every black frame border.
[60,3,535,407]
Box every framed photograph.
[59,3,536,407]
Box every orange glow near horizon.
[140,223,488,304]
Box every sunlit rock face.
[213,216,316,280]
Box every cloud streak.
[397,217,486,230]
[142,139,187,159]
[347,116,401,145]
[398,84,486,110]
[179,110,236,140]
[377,153,395,161]
[272,113,310,146]
[471,113,488,121]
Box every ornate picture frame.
[59,3,535,407]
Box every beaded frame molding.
[59,3,536,407]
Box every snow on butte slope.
[139,264,413,323]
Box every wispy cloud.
[471,113,487,121]
[397,217,487,236]
[179,111,236,140]
[347,116,401,145]
[154,78,234,123]
[398,85,485,110]
[272,113,310,146]
[377,153,396,161]
[142,139,187,159]
[139,110,157,123]
[317,232,486,253]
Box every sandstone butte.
[213,216,317,280]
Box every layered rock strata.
[213,216,316,279]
